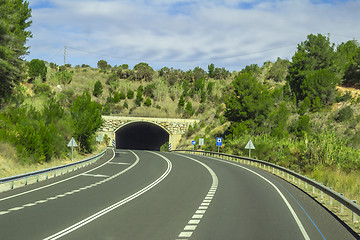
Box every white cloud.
[26,0,360,70]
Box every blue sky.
[26,0,360,71]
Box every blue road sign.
[191,140,196,145]
[216,137,223,147]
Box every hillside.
[1,33,360,208]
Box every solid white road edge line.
[203,155,310,240]
[0,149,116,202]
[43,151,172,240]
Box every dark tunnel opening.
[115,121,169,151]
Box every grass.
[307,166,360,204]
[0,141,104,179]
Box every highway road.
[0,149,358,239]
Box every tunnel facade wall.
[98,116,199,150]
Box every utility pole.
[64,46,67,65]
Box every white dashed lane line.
[0,150,139,216]
[173,153,219,240]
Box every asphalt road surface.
[0,149,358,240]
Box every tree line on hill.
[214,34,360,173]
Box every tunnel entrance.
[115,121,169,151]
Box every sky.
[26,0,360,71]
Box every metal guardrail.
[0,148,107,191]
[173,149,360,225]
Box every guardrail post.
[312,186,315,194]
[352,201,358,223]
[340,193,344,214]
[320,190,324,201]
[292,176,295,183]
[25,177,28,186]
[287,173,289,181]
[46,172,49,180]
[298,178,301,186]
[305,182,308,190]
[11,181,14,190]
[272,167,275,174]
[36,174,39,183]
[329,188,333,205]
[54,170,56,177]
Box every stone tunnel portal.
[115,121,169,151]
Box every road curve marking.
[172,153,219,240]
[42,151,172,240]
[201,155,310,240]
[0,149,116,202]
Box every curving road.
[0,149,358,240]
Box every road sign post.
[67,137,78,162]
[96,134,103,150]
[199,138,204,150]
[245,140,255,158]
[216,137,222,153]
[191,140,196,151]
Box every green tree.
[270,103,290,138]
[178,94,185,108]
[200,91,206,103]
[194,77,206,93]
[288,34,338,104]
[71,91,103,153]
[182,79,190,96]
[0,0,32,105]
[97,60,109,71]
[340,42,360,86]
[207,81,214,96]
[144,97,152,107]
[266,58,290,82]
[294,114,310,138]
[28,59,47,81]
[133,62,154,81]
[135,87,143,106]
[298,97,311,115]
[224,71,274,131]
[208,63,215,78]
[301,69,339,107]
[93,80,103,97]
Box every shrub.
[127,89,134,99]
[185,101,194,116]
[335,106,353,122]
[28,59,47,81]
[33,83,51,96]
[93,80,103,97]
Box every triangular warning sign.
[67,137,78,147]
[245,140,255,150]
